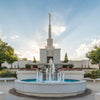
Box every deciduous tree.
[87,45,100,69]
[0,39,18,70]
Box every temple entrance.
[47,56,53,63]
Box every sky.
[0,0,100,61]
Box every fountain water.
[46,68,48,80]
[36,59,64,82]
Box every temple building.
[40,14,61,64]
[1,14,99,69]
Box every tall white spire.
[48,13,51,39]
[46,13,54,49]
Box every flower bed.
[61,68,82,71]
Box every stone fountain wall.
[17,70,84,80]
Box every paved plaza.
[0,81,100,100]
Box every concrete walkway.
[0,81,100,100]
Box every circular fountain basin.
[15,79,87,97]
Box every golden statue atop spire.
[49,13,51,25]
[49,13,51,20]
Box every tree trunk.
[0,63,2,70]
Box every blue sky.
[0,0,100,60]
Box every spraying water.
[36,59,65,82]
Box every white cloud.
[76,39,100,59]
[10,35,19,40]
[15,39,46,60]
[52,25,66,36]
[44,12,67,36]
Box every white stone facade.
[40,14,61,63]
[2,60,33,69]
[1,60,99,69]
[40,48,61,63]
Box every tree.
[63,53,68,68]
[22,58,27,61]
[33,56,37,68]
[0,39,18,70]
[7,54,18,68]
[33,56,36,63]
[64,53,68,63]
[86,45,100,69]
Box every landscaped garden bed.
[0,70,16,78]
[84,69,100,79]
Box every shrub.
[33,65,38,68]
[63,64,74,69]
[2,66,7,70]
[90,71,97,79]
[25,64,31,69]
[84,72,91,77]
[84,70,100,79]
[69,64,74,69]
[63,65,68,68]
[0,70,16,78]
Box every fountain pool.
[15,59,87,97]
[21,79,79,83]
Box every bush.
[63,65,68,68]
[2,66,7,70]
[0,66,7,70]
[33,65,38,68]
[84,72,91,77]
[69,64,74,69]
[90,71,97,79]
[0,70,16,78]
[84,70,100,79]
[25,64,31,69]
[63,64,74,69]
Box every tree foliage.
[86,45,100,69]
[33,56,37,68]
[0,39,18,70]
[64,53,68,63]
[22,58,27,61]
[63,53,68,68]
[33,56,36,63]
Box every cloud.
[52,25,66,36]
[10,35,19,40]
[76,38,100,59]
[15,39,46,60]
[44,12,67,36]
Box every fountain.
[15,59,87,97]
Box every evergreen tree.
[33,56,36,63]
[64,53,68,63]
[63,53,68,68]
[33,56,37,68]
